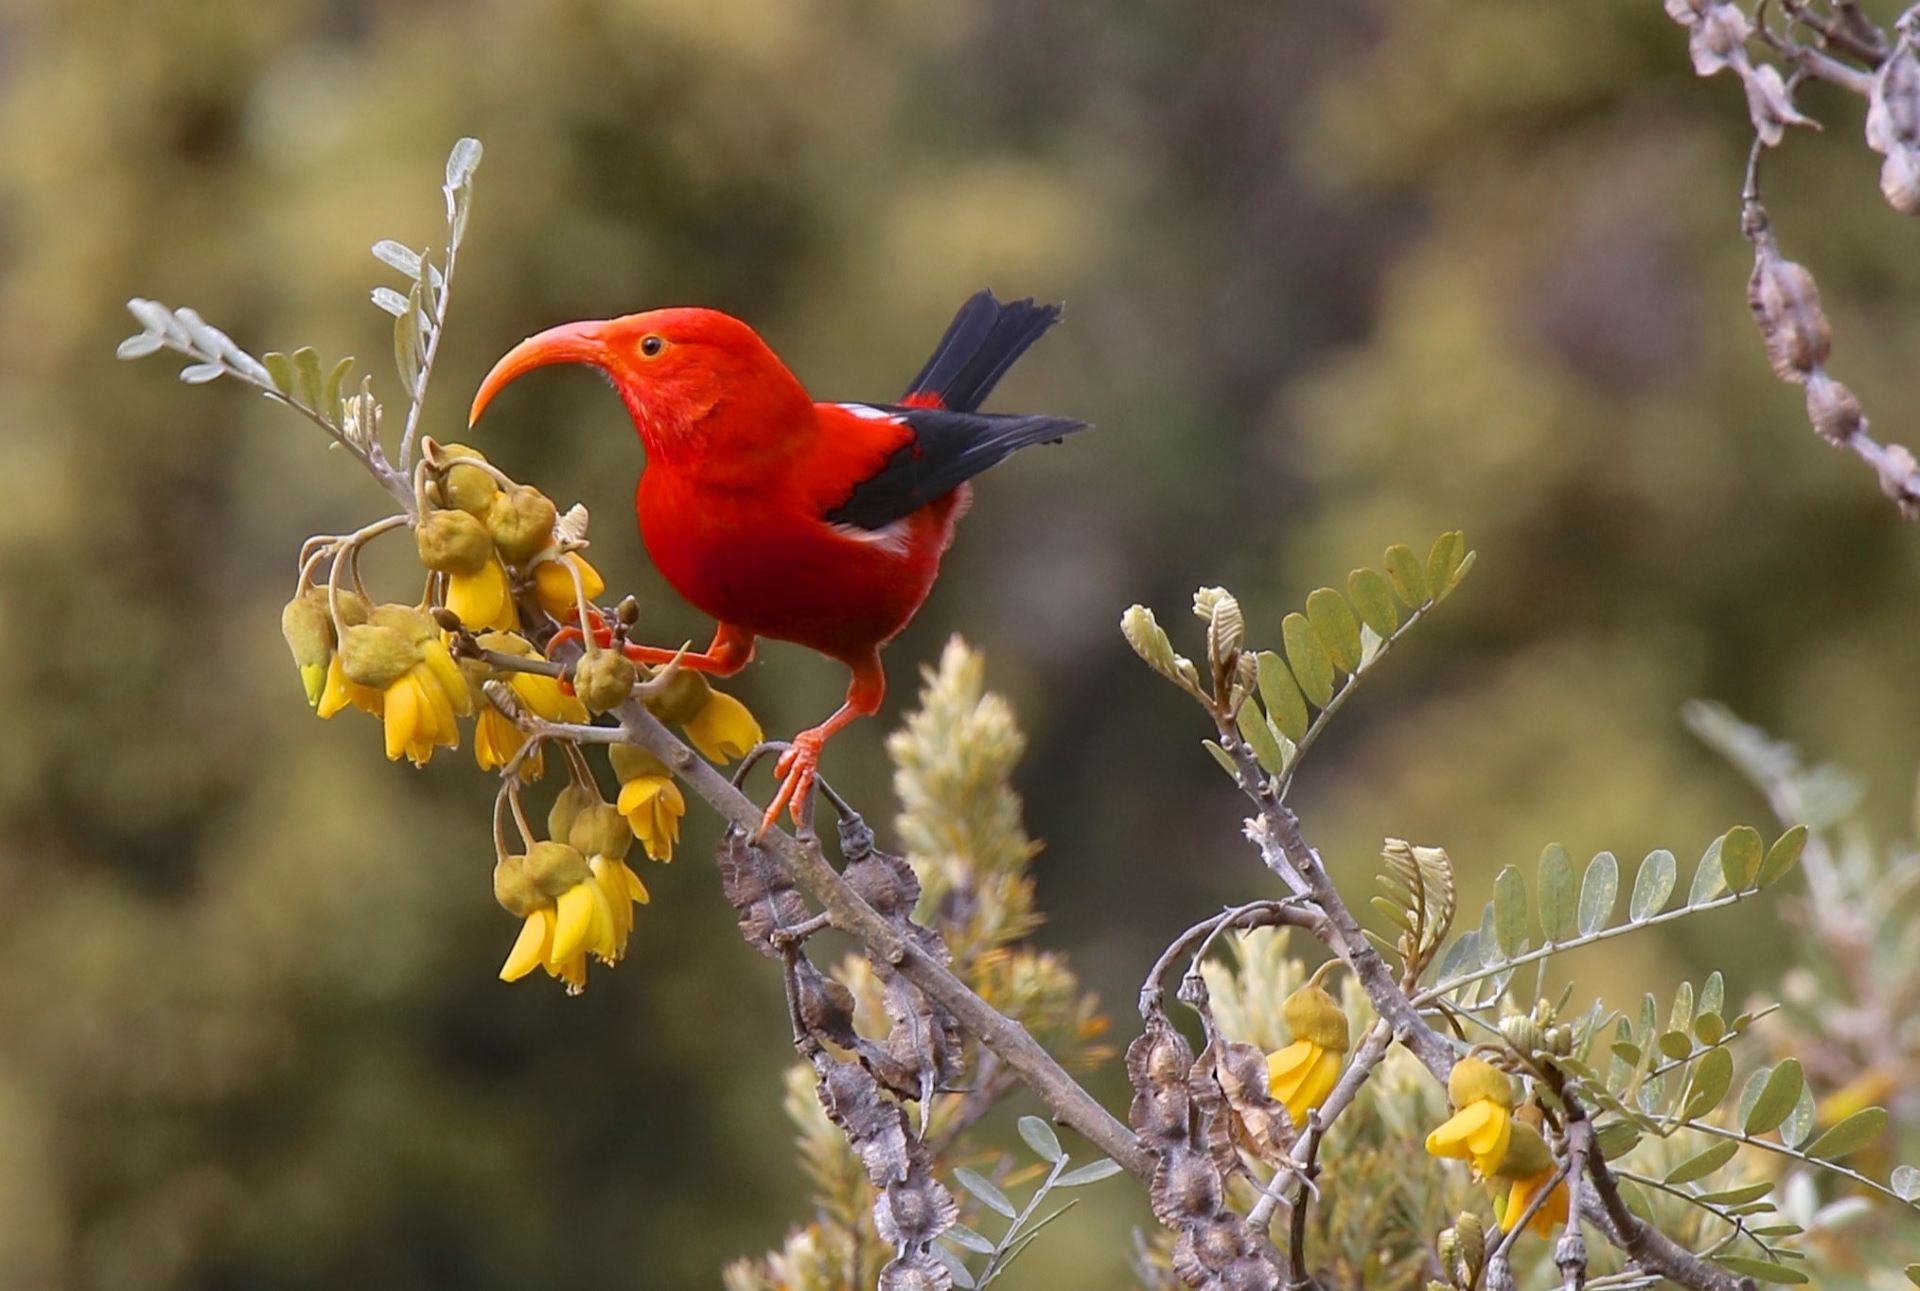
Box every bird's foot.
[756,732,826,840]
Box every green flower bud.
[338,623,422,690]
[574,651,636,714]
[525,840,590,897]
[1281,981,1351,1052]
[609,743,672,783]
[645,667,713,727]
[415,508,494,575]
[493,854,542,917]
[568,803,633,861]
[369,603,438,644]
[546,783,598,846]
[486,485,558,564]
[281,593,335,707]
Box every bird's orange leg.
[758,653,886,839]
[548,619,756,676]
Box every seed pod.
[1869,33,1920,213]
[415,508,493,575]
[645,667,713,727]
[281,592,335,706]
[546,783,598,844]
[573,650,636,714]
[1281,981,1351,1051]
[486,485,558,563]
[338,623,422,689]
[1805,372,1864,443]
[492,854,541,917]
[1748,244,1830,383]
[568,802,633,861]
[524,840,590,897]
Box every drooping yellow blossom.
[1425,1056,1516,1177]
[316,653,382,719]
[495,841,620,994]
[570,802,650,964]
[327,607,472,766]
[1492,1119,1569,1238]
[683,689,763,763]
[610,744,686,861]
[445,554,516,631]
[532,553,606,621]
[474,703,539,778]
[1266,966,1350,1126]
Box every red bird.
[468,291,1086,834]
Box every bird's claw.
[755,735,824,840]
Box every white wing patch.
[828,518,914,556]
[836,402,901,422]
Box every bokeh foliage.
[3,0,1919,1287]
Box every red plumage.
[469,291,1085,832]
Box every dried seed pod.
[1804,373,1865,445]
[791,959,858,1048]
[1748,244,1831,383]
[1150,1151,1222,1226]
[1869,31,1920,213]
[714,829,812,957]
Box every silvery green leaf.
[371,286,410,318]
[1713,1255,1805,1284]
[127,297,179,337]
[173,306,224,357]
[1690,836,1729,905]
[1492,865,1528,958]
[1891,1164,1920,1202]
[952,1168,1015,1219]
[1682,1047,1733,1119]
[1630,849,1677,922]
[1054,1158,1122,1187]
[1759,824,1807,888]
[227,349,273,385]
[262,351,295,395]
[1720,825,1764,890]
[1539,844,1576,943]
[1478,902,1502,968]
[1433,930,1479,986]
[942,1223,996,1254]
[1579,851,1619,935]
[1594,1120,1642,1158]
[1782,1079,1816,1148]
[445,136,483,189]
[1018,1116,1064,1163]
[178,362,223,384]
[933,1245,976,1288]
[292,347,324,411]
[324,357,354,421]
[1670,980,1694,1034]
[1699,970,1724,1020]
[372,239,423,279]
[1666,1139,1741,1185]
[116,332,164,359]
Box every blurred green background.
[2,0,1917,1285]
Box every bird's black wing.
[824,404,1090,531]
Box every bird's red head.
[468,307,808,465]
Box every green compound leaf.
[1346,568,1399,637]
[1682,1047,1734,1120]
[1715,1255,1807,1284]
[1304,587,1362,673]
[1720,825,1764,890]
[1578,850,1619,936]
[1630,849,1677,922]
[1690,835,1729,906]
[1803,1107,1888,1161]
[1664,1139,1740,1185]
[1255,651,1310,743]
[1492,865,1528,959]
[1759,824,1807,889]
[1382,543,1427,608]
[1538,844,1576,943]
[1281,613,1335,708]
[1743,1059,1804,1136]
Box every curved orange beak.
[468,320,612,426]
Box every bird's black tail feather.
[902,290,1063,413]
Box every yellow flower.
[1492,1120,1568,1238]
[682,689,762,763]
[532,553,606,620]
[445,554,517,631]
[495,842,621,995]
[474,704,542,779]
[610,744,686,861]
[316,653,382,719]
[591,853,650,963]
[381,636,472,766]
[1266,971,1350,1126]
[1425,1056,1516,1177]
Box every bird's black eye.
[640,335,665,358]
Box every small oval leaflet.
[1054,1158,1124,1188]
[952,1167,1016,1219]
[1578,851,1619,935]
[1802,1106,1888,1161]
[1017,1115,1064,1163]
[1630,849,1677,922]
[1664,1139,1740,1185]
[1538,844,1576,943]
[1492,865,1528,959]
[1743,1059,1804,1136]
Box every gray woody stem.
[550,640,1155,1182]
